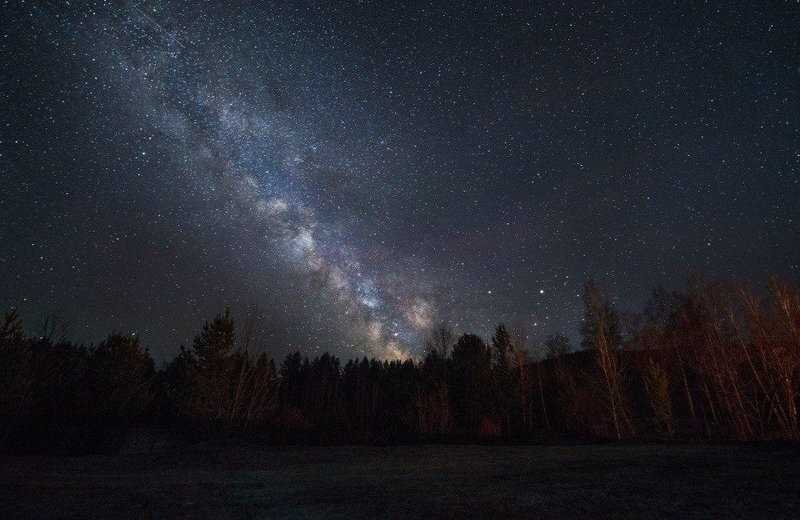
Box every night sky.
[2,1,798,362]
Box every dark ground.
[1,444,798,519]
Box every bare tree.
[582,279,631,439]
[643,359,673,437]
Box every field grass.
[1,444,799,518]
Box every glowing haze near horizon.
[1,2,798,361]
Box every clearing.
[1,444,798,518]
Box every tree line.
[1,276,798,453]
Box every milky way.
[2,2,798,361]
[103,4,444,359]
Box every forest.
[1,277,799,454]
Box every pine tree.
[451,334,492,435]
[492,324,514,435]
[193,308,235,371]
[190,308,236,423]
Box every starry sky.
[1,1,798,362]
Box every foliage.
[2,276,800,453]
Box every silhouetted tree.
[0,310,31,445]
[2,275,799,451]
[83,334,155,451]
[581,278,621,352]
[188,308,238,426]
[86,333,155,418]
[450,334,493,435]
[492,324,515,434]
[581,278,630,439]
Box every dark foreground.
[1,444,798,519]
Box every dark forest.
[2,276,798,454]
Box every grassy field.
[1,444,798,518]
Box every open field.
[1,444,799,519]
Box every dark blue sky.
[1,1,798,361]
